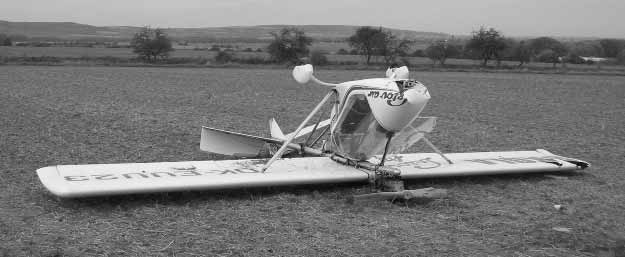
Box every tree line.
[423,27,625,67]
[127,26,625,66]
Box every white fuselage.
[328,78,430,160]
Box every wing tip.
[36,166,73,198]
[536,149,590,169]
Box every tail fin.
[270,118,331,140]
[269,118,286,140]
[200,127,280,157]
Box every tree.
[511,40,532,67]
[599,39,625,57]
[310,50,329,66]
[569,41,604,57]
[336,48,349,55]
[0,34,12,46]
[131,27,174,62]
[412,49,426,57]
[465,27,507,66]
[348,26,386,65]
[425,40,460,66]
[617,49,625,65]
[529,37,567,67]
[214,50,234,64]
[267,28,312,63]
[378,31,411,65]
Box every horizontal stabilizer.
[200,127,281,157]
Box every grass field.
[1,66,624,256]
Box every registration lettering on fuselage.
[366,91,407,106]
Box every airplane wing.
[37,157,369,198]
[37,149,587,198]
[382,149,589,179]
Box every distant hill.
[0,20,449,42]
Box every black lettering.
[122,173,150,179]
[505,158,536,163]
[467,159,498,165]
[220,169,238,175]
[174,170,202,176]
[151,172,177,178]
[367,91,380,98]
[64,175,88,181]
[93,174,118,180]
[387,98,407,106]
[493,158,518,164]
[235,168,260,173]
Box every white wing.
[37,157,369,198]
[384,149,589,179]
[37,149,588,198]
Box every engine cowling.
[366,81,430,132]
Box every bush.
[131,27,173,62]
[536,49,557,63]
[267,28,312,63]
[238,57,270,64]
[618,49,625,65]
[214,51,234,64]
[412,49,425,57]
[336,48,349,55]
[425,41,461,66]
[310,50,328,66]
[565,53,586,64]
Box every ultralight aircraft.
[36,65,589,199]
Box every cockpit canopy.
[330,80,430,160]
[332,94,390,160]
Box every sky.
[2,0,624,38]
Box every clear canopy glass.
[332,94,390,160]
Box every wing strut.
[262,91,335,172]
[422,137,453,164]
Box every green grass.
[1,66,624,256]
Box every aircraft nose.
[411,84,430,99]
[368,86,430,132]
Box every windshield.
[332,94,389,160]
